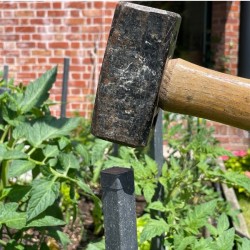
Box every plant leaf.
[19,66,57,113]
[59,153,80,171]
[174,235,196,250]
[143,182,156,203]
[0,144,27,161]
[76,179,94,195]
[216,228,235,250]
[42,145,59,158]
[147,201,166,212]
[86,239,105,250]
[0,202,26,229]
[140,218,169,243]
[75,143,90,165]
[8,160,36,178]
[27,179,60,221]
[26,215,65,227]
[217,213,229,234]
[14,117,81,147]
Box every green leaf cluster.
[0,68,98,249]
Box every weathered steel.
[101,167,137,250]
[92,2,181,147]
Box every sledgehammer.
[91,2,250,147]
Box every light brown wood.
[159,58,250,130]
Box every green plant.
[0,68,99,249]
[91,114,250,249]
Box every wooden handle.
[159,58,250,130]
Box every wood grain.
[159,58,250,130]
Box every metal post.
[101,167,138,250]
[149,110,165,250]
[3,65,8,83]
[60,58,70,118]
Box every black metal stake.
[3,65,9,83]
[101,167,138,250]
[149,109,165,250]
[60,58,70,118]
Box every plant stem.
[27,147,37,156]
[0,160,9,190]
[0,125,10,143]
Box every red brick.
[65,50,78,56]
[17,42,36,49]
[72,73,81,80]
[49,42,69,49]
[66,34,82,40]
[2,2,17,8]
[106,2,117,9]
[71,27,81,32]
[0,19,18,25]
[70,66,86,72]
[31,2,51,9]
[6,58,15,64]
[17,73,36,79]
[94,2,104,8]
[94,17,103,24]
[65,18,84,25]
[70,10,80,17]
[48,11,67,17]
[30,19,51,25]
[15,11,34,17]
[21,35,31,40]
[32,34,53,40]
[82,9,103,17]
[49,58,64,64]
[38,58,47,63]
[37,11,46,17]
[2,50,19,57]
[18,3,28,8]
[52,19,61,25]
[66,2,86,8]
[32,50,51,56]
[37,43,47,49]
[16,27,35,33]
[53,3,62,9]
[4,27,14,32]
[21,66,31,71]
[0,34,20,41]
[71,42,80,49]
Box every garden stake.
[3,65,8,83]
[100,167,138,250]
[60,58,70,118]
[91,2,250,147]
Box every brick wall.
[211,1,249,151]
[0,1,248,151]
[0,1,117,117]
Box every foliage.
[224,149,250,195]
[225,149,250,173]
[0,68,99,249]
[84,113,250,249]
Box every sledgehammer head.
[91,2,181,147]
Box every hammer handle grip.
[159,58,250,130]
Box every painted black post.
[101,167,138,250]
[149,110,165,250]
[60,58,70,118]
[3,65,9,83]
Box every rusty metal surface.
[92,2,181,147]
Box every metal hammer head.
[91,2,181,147]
